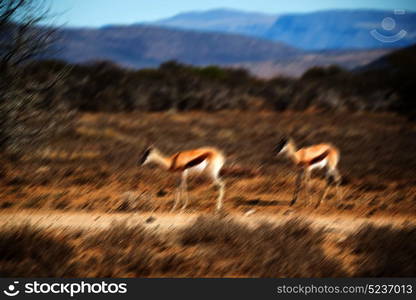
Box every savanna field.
[2,0,416,281]
[1,110,416,277]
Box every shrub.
[19,56,416,116]
[0,226,76,277]
[179,216,347,277]
[343,224,416,277]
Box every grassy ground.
[1,215,415,277]
[1,110,415,216]
[1,110,416,277]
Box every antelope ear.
[139,147,153,165]
[275,137,288,153]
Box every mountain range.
[149,9,416,50]
[56,25,300,67]
[147,8,278,39]
[46,9,416,78]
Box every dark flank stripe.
[169,152,210,171]
[184,153,210,169]
[297,150,330,167]
[309,150,330,165]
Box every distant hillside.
[354,44,416,116]
[149,9,416,50]
[356,43,416,72]
[148,8,278,37]
[48,24,393,78]
[54,25,300,68]
[233,48,391,78]
[265,10,416,50]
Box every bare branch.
[0,0,74,156]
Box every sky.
[43,0,416,27]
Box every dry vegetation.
[23,51,416,118]
[342,224,416,277]
[1,110,415,215]
[1,216,415,277]
[1,0,415,279]
[1,109,415,277]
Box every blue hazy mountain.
[55,25,301,68]
[45,9,412,77]
[145,8,278,38]
[50,23,390,78]
[149,9,416,50]
[265,10,416,50]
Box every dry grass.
[1,111,414,216]
[342,224,416,277]
[0,226,77,277]
[178,215,346,277]
[0,217,345,277]
[0,110,415,277]
[1,216,415,277]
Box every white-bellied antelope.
[275,137,342,208]
[139,146,225,212]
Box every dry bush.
[115,191,153,212]
[21,52,416,116]
[0,0,76,158]
[0,94,75,157]
[0,225,76,277]
[5,219,416,278]
[343,224,416,277]
[79,222,208,277]
[78,223,167,277]
[179,215,347,277]
[81,217,345,277]
[179,215,252,245]
[0,218,347,277]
